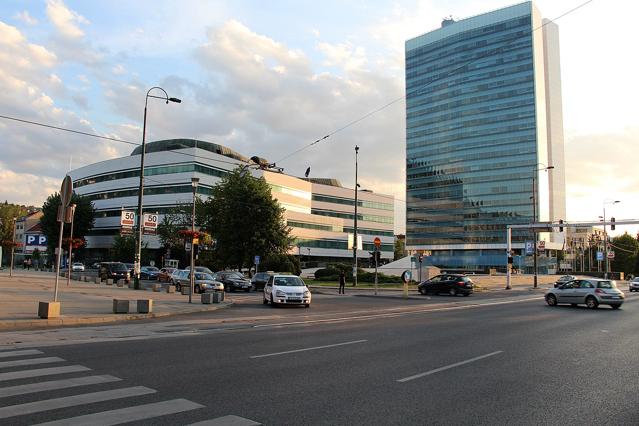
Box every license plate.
[612,296,620,299]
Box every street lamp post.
[65,204,77,287]
[189,177,199,304]
[353,146,359,287]
[134,87,181,290]
[602,199,620,278]
[531,164,554,289]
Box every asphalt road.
[1,290,638,425]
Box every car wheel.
[545,294,557,306]
[448,288,456,296]
[263,296,268,305]
[270,295,277,307]
[585,296,599,309]
[611,304,621,310]
[175,282,181,292]
[245,287,251,292]
[305,303,310,308]
[419,287,426,295]
[463,293,470,297]
[570,303,577,307]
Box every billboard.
[24,234,47,254]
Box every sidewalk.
[0,270,231,330]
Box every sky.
[0,0,637,237]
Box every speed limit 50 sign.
[143,213,158,229]
[120,210,135,227]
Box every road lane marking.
[33,399,204,426]
[0,365,91,382]
[250,339,367,358]
[0,386,156,419]
[0,375,121,398]
[0,356,65,369]
[397,351,503,383]
[188,415,262,425]
[0,349,43,358]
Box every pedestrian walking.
[338,271,346,294]
[26,258,32,270]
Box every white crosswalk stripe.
[34,399,205,426]
[0,374,121,398]
[0,365,91,382]
[0,356,65,369]
[0,348,209,424]
[0,349,43,358]
[0,386,156,419]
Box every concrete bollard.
[106,279,114,285]
[128,281,135,289]
[152,284,161,292]
[94,276,101,284]
[38,301,61,319]
[137,299,153,313]
[181,286,191,295]
[166,285,176,293]
[116,281,124,287]
[112,299,129,314]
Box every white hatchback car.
[629,277,639,292]
[263,274,311,307]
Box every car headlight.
[304,291,310,297]
[275,290,287,297]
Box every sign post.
[373,237,381,295]
[254,255,260,275]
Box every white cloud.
[46,0,89,39]
[14,11,38,26]
[112,64,126,75]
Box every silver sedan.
[545,278,624,309]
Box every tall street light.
[353,145,359,287]
[134,87,181,290]
[531,163,554,289]
[9,217,16,278]
[602,199,620,278]
[189,177,199,303]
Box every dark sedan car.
[140,266,159,280]
[216,271,252,292]
[418,274,474,296]
[251,272,273,291]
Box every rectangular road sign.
[121,210,135,227]
[143,213,158,229]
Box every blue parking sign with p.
[26,234,47,246]
[525,241,534,255]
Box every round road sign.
[60,175,73,207]
[374,237,381,248]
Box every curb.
[0,302,233,331]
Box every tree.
[611,233,638,276]
[0,202,29,248]
[394,235,406,260]
[261,253,301,276]
[40,193,95,258]
[156,204,192,267]
[111,234,150,263]
[200,167,292,270]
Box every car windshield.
[195,273,214,280]
[227,272,244,279]
[597,280,616,289]
[111,264,128,271]
[146,267,159,272]
[273,276,305,287]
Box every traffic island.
[38,301,61,319]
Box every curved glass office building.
[69,139,394,264]
[405,1,566,270]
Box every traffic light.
[558,219,564,233]
[376,251,381,263]
[611,217,615,231]
[369,251,375,265]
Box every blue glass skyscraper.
[405,1,566,270]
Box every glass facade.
[406,2,548,254]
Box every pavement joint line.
[397,351,504,383]
[250,339,368,358]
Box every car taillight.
[457,281,465,286]
[595,288,605,294]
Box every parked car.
[554,275,577,288]
[71,262,85,272]
[170,270,186,290]
[98,262,130,283]
[140,266,159,280]
[158,267,176,282]
[263,274,311,307]
[629,277,639,292]
[174,271,223,294]
[417,274,474,296]
[545,278,624,309]
[216,271,252,292]
[184,266,215,275]
[251,272,273,291]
